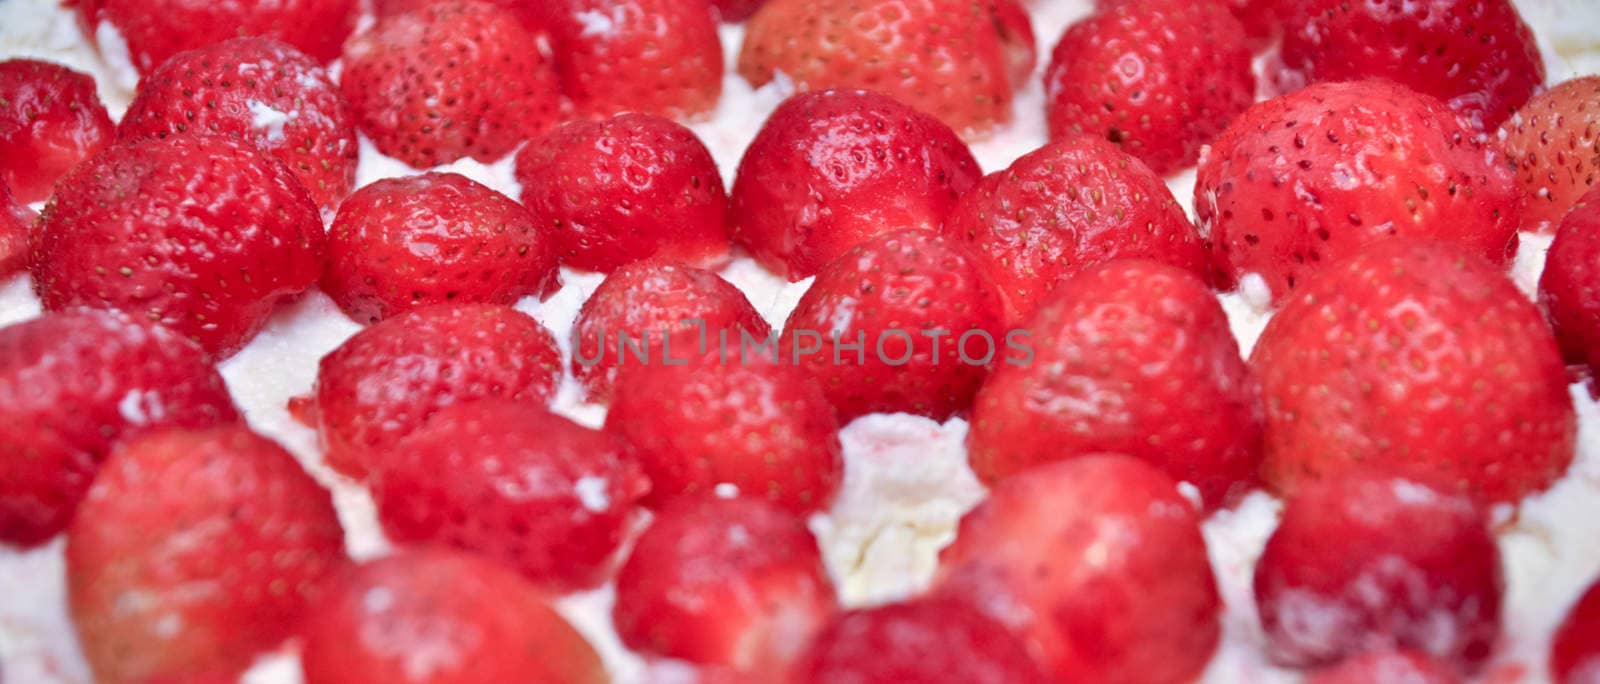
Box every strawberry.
[31,134,324,357]
[1542,186,1600,373]
[0,309,238,546]
[1270,0,1543,131]
[373,0,546,31]
[1252,239,1574,504]
[72,0,357,75]
[712,0,764,21]
[731,89,981,281]
[373,400,649,591]
[1045,0,1254,175]
[935,456,1220,684]
[613,495,836,673]
[572,260,769,402]
[300,549,608,684]
[1309,650,1463,684]
[339,0,563,168]
[1499,76,1600,234]
[1095,0,1288,50]
[1195,80,1523,300]
[780,229,1006,421]
[323,172,562,324]
[0,180,31,276]
[737,0,1035,136]
[516,113,730,274]
[0,59,114,204]
[605,353,842,513]
[117,37,358,212]
[941,135,1206,324]
[66,425,345,684]
[298,303,563,478]
[1552,576,1600,684]
[1254,472,1502,671]
[539,0,723,118]
[790,594,1050,684]
[967,259,1262,509]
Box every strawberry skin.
[731,89,981,281]
[613,496,837,673]
[339,0,564,168]
[118,37,358,212]
[1540,186,1600,372]
[1045,0,1254,175]
[31,133,325,357]
[0,309,238,546]
[373,400,649,592]
[713,0,764,21]
[0,59,114,204]
[323,172,561,324]
[1309,651,1462,684]
[1196,80,1523,300]
[300,550,609,684]
[942,135,1206,325]
[1500,76,1600,234]
[0,180,31,276]
[72,0,357,75]
[967,259,1262,509]
[1252,239,1574,504]
[67,426,345,684]
[791,594,1050,684]
[516,113,731,274]
[539,0,723,118]
[1552,577,1600,684]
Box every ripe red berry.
[0,59,114,204]
[74,0,357,74]
[790,594,1049,684]
[1543,186,1600,375]
[1308,650,1463,684]
[1552,576,1600,684]
[539,0,723,118]
[1500,76,1600,234]
[0,180,32,276]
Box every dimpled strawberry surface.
[0,0,1599,683]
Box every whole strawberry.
[118,37,358,212]
[936,456,1220,684]
[942,135,1206,324]
[1552,576,1600,684]
[791,594,1049,684]
[1308,651,1462,684]
[374,400,649,591]
[738,0,1035,135]
[0,59,114,204]
[298,303,563,478]
[1270,0,1543,130]
[516,113,730,273]
[732,89,981,281]
[340,0,563,168]
[781,229,1006,421]
[31,134,324,356]
[67,426,345,684]
[73,0,357,74]
[0,309,238,546]
[323,172,561,324]
[613,496,836,673]
[1254,472,1502,671]
[1253,239,1573,504]
[300,550,608,684]
[1500,76,1600,233]
[1542,186,1600,373]
[1196,80,1523,301]
[0,180,31,276]
[967,259,1262,509]
[1045,0,1253,175]
[539,0,723,118]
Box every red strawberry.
[516,113,731,274]
[1500,76,1600,234]
[1195,80,1523,300]
[1254,472,1502,671]
[1252,239,1574,504]
[613,496,836,673]
[942,135,1206,324]
[572,260,769,402]
[790,594,1049,684]
[298,303,563,478]
[339,0,563,168]
[1552,576,1600,684]
[731,89,981,281]
[300,550,608,684]
[1045,0,1254,175]
[117,37,358,212]
[0,180,31,276]
[1095,0,1288,50]
[373,400,649,591]
[967,259,1262,509]
[780,229,1006,421]
[737,0,1035,136]
[1270,0,1543,131]
[539,0,723,118]
[712,0,764,22]
[72,0,357,75]
[605,354,842,513]
[1309,650,1463,684]
[31,133,325,356]
[323,172,561,324]
[67,425,345,684]
[1543,186,1600,373]
[0,59,114,204]
[0,309,238,546]
[935,456,1220,684]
